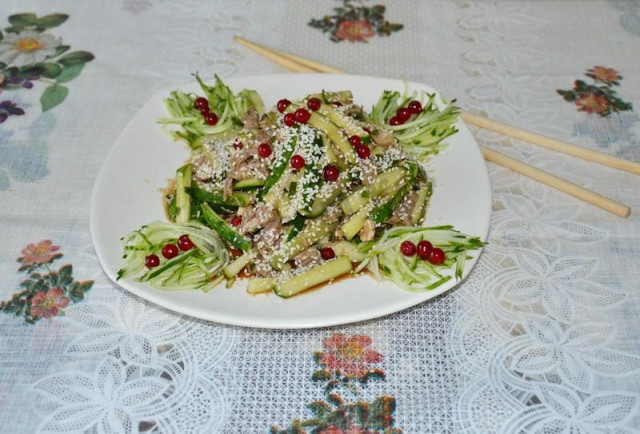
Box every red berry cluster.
[389,100,422,127]
[399,240,445,265]
[194,97,218,126]
[278,99,313,127]
[145,234,195,268]
[349,135,371,159]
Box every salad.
[117,75,484,297]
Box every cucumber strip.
[247,277,276,294]
[340,167,407,215]
[286,214,306,241]
[234,178,266,189]
[223,251,254,278]
[167,194,178,221]
[175,164,192,223]
[327,241,366,262]
[187,185,250,208]
[259,131,297,200]
[274,256,353,298]
[270,219,337,269]
[300,179,345,218]
[410,182,432,225]
[307,112,355,164]
[341,204,373,240]
[238,89,266,115]
[371,183,411,223]
[318,104,367,136]
[201,203,252,251]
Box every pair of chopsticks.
[234,36,636,218]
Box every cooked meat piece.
[228,158,269,180]
[358,219,376,242]
[293,248,321,269]
[253,216,284,256]
[387,191,419,225]
[344,104,363,118]
[359,161,377,186]
[324,206,343,224]
[255,129,270,144]
[192,153,213,182]
[372,129,394,147]
[228,142,258,168]
[239,202,275,234]
[222,178,233,200]
[242,107,260,130]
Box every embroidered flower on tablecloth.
[0,13,95,117]
[0,239,93,323]
[0,30,62,67]
[309,0,403,43]
[557,66,632,117]
[319,333,384,378]
[272,333,401,433]
[30,287,70,319]
[19,239,62,267]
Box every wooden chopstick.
[234,36,632,217]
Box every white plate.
[91,74,491,329]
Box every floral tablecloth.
[1,1,640,433]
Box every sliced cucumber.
[175,164,192,223]
[411,182,432,225]
[308,112,355,164]
[340,167,407,215]
[187,185,250,208]
[327,241,366,262]
[371,183,411,224]
[259,131,297,200]
[247,277,276,294]
[341,204,373,240]
[274,256,352,298]
[234,178,266,189]
[223,251,254,278]
[201,203,252,251]
[270,219,337,269]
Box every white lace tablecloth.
[1,1,640,433]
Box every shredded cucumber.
[118,220,229,292]
[358,226,485,291]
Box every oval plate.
[90,74,491,329]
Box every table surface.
[1,1,640,433]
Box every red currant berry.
[258,143,272,158]
[231,216,242,227]
[145,254,160,268]
[284,113,296,127]
[408,100,423,114]
[162,244,179,259]
[323,165,340,182]
[204,112,218,126]
[400,241,417,257]
[199,105,210,115]
[320,247,336,260]
[348,135,362,147]
[307,97,322,111]
[295,108,311,124]
[290,155,305,170]
[194,97,209,111]
[233,140,243,150]
[277,98,291,113]
[429,247,445,265]
[178,234,194,251]
[417,240,433,260]
[396,107,411,122]
[389,116,404,126]
[331,101,343,107]
[355,145,371,159]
